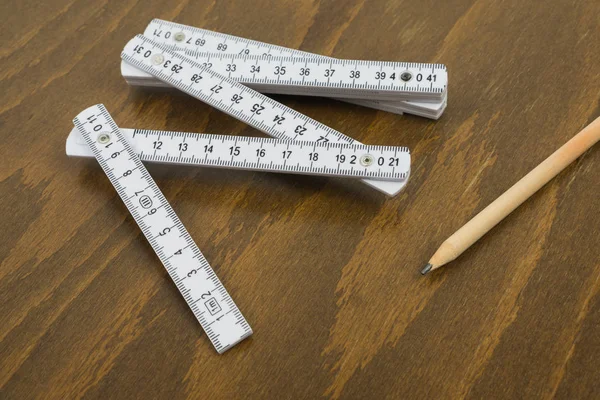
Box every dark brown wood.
[1,1,599,398]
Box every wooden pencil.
[422,117,600,275]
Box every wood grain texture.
[1,0,598,399]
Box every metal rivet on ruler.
[400,72,413,82]
[151,54,165,65]
[97,133,111,144]
[360,154,374,166]
[173,32,186,42]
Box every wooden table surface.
[1,1,599,399]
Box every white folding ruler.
[122,19,448,119]
[74,104,253,353]
[121,35,411,196]
[66,127,410,181]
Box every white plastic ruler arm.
[121,35,408,196]
[73,104,252,353]
[66,127,410,181]
[161,51,445,101]
[121,19,448,119]
[127,48,446,102]
[123,61,448,119]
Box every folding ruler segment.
[73,104,252,353]
[66,127,410,181]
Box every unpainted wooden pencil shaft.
[424,117,600,274]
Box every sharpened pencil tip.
[421,263,433,275]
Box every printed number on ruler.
[73,104,252,353]
[67,127,410,181]
[121,35,409,196]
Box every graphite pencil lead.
[421,263,433,276]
